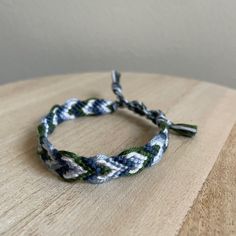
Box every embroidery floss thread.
[37,71,197,184]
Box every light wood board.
[179,123,236,235]
[0,73,236,235]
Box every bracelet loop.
[37,71,197,184]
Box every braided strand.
[37,71,197,184]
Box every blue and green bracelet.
[37,71,197,184]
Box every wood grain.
[179,123,236,236]
[0,73,236,235]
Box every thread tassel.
[169,123,197,137]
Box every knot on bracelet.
[111,70,197,137]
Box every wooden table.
[0,73,236,236]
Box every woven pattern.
[37,71,197,184]
[37,98,169,184]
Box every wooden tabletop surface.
[0,73,236,236]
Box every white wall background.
[0,0,235,87]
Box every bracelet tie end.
[169,123,198,137]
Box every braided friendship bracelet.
[37,71,197,184]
